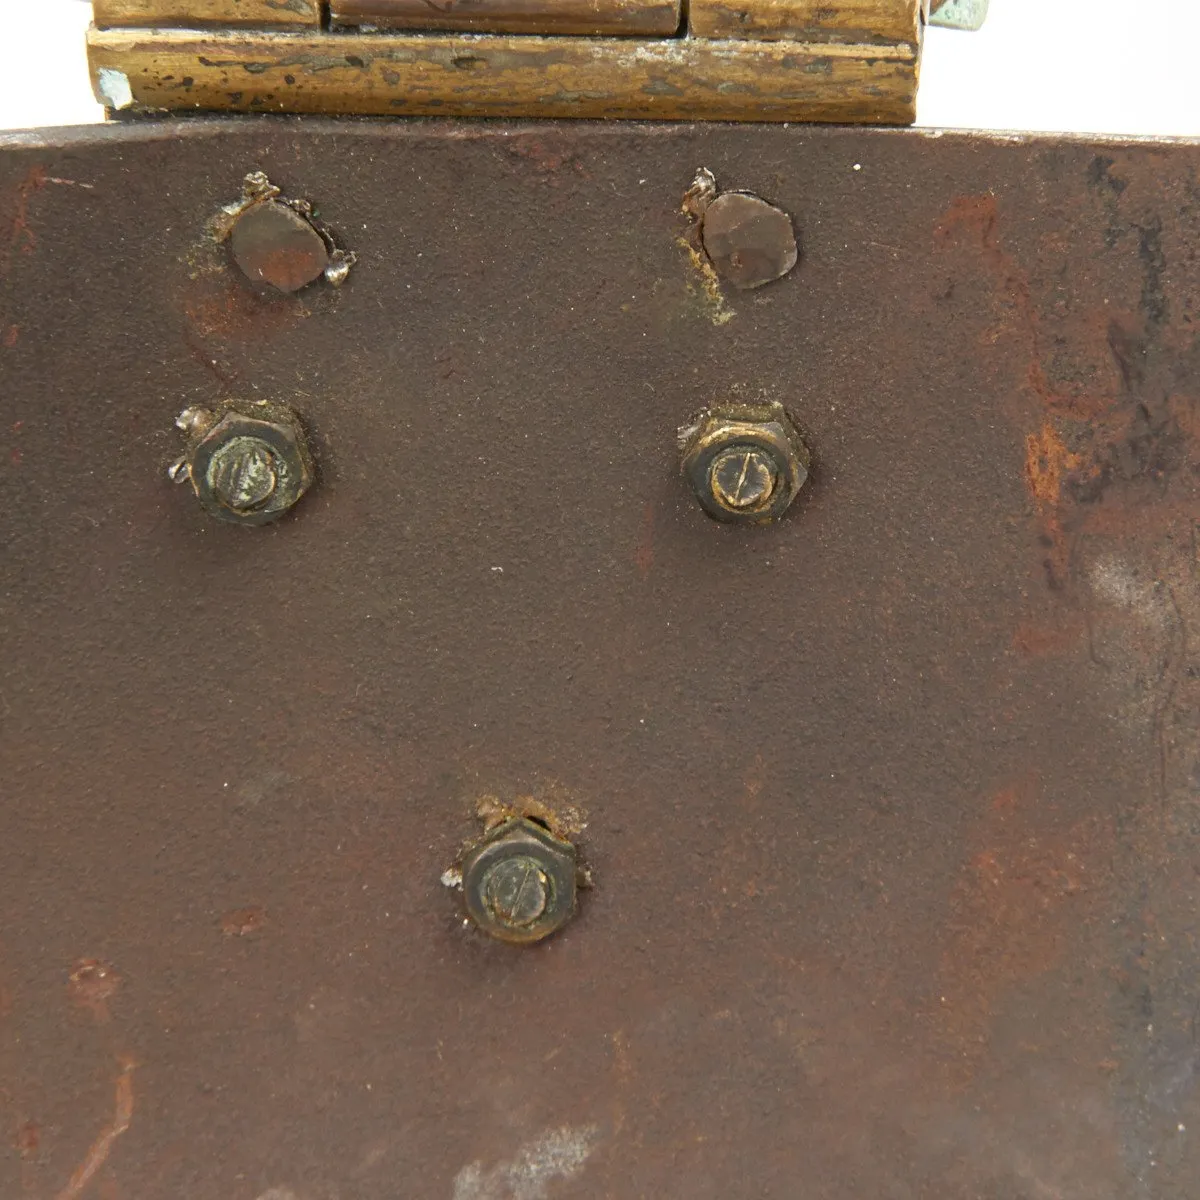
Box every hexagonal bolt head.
[680,402,811,525]
[173,400,315,526]
[462,819,578,945]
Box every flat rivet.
[684,169,799,291]
[701,192,798,290]
[229,200,331,294]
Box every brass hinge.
[88,0,981,124]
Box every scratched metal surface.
[0,118,1198,1200]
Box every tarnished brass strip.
[92,0,321,30]
[330,0,682,37]
[87,29,918,124]
[688,0,921,46]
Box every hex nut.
[461,818,578,945]
[176,400,315,526]
[679,402,811,525]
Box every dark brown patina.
[1,118,1198,1200]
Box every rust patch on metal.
[67,960,120,1024]
[474,787,588,842]
[53,1057,135,1200]
[220,906,269,936]
[502,135,588,184]
[1024,422,1082,512]
[183,273,312,342]
[1010,611,1087,658]
[13,1119,39,1168]
[935,180,1198,599]
[935,774,1109,1084]
[221,906,269,936]
[1023,421,1084,582]
[1,165,46,281]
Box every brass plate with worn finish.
[87,28,919,123]
[688,0,921,44]
[330,0,683,36]
[87,0,925,123]
[2,118,1199,1199]
[92,0,321,29]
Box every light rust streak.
[54,1058,136,1200]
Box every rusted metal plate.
[1,118,1198,1199]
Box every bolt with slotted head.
[708,444,779,513]
[461,818,578,945]
[680,402,811,525]
[482,855,550,928]
[173,400,315,526]
[208,437,281,513]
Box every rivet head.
[680,402,811,525]
[462,819,577,945]
[173,401,315,526]
[700,192,798,291]
[229,200,331,294]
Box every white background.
[1,0,1198,136]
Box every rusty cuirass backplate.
[1,119,1199,1199]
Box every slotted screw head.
[708,444,779,514]
[680,403,811,525]
[482,855,551,928]
[461,819,578,945]
[207,436,281,514]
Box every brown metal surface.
[1,118,1199,1200]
